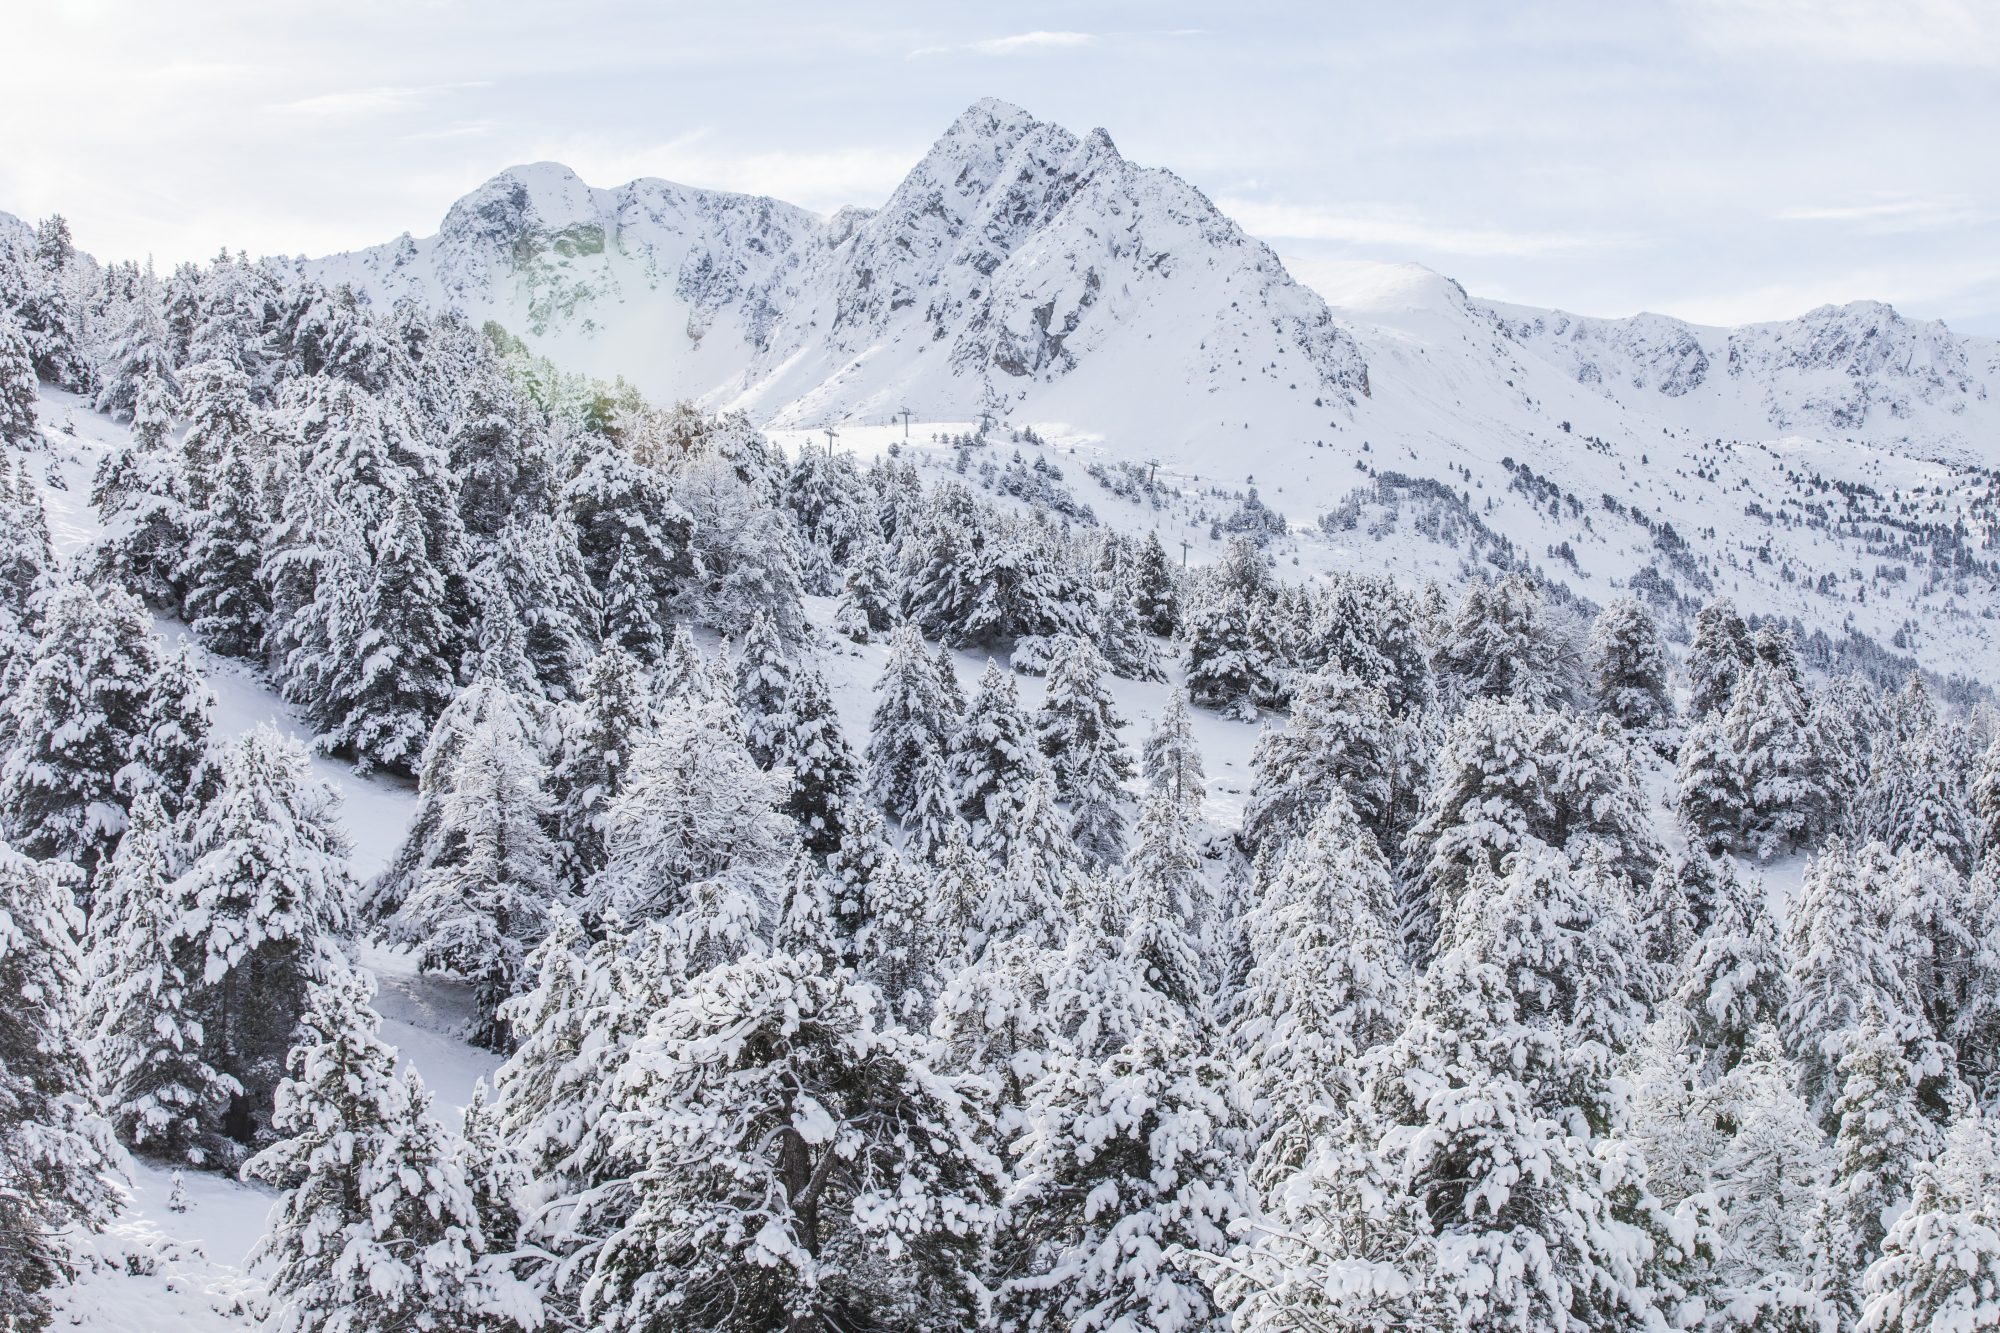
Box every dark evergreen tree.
[0,312,37,447]
[1035,635,1134,868]
[397,710,559,1050]
[949,661,1039,862]
[174,725,356,1146]
[180,438,271,658]
[243,971,483,1333]
[91,794,240,1167]
[768,661,861,857]
[865,625,956,825]
[1590,596,1675,734]
[547,647,650,892]
[0,844,121,1332]
[1134,530,1180,636]
[0,580,161,872]
[1685,597,1754,720]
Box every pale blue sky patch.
[2,0,1993,333]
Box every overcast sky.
[4,0,1996,333]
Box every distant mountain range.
[302,98,1999,683]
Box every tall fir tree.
[243,970,484,1333]
[1589,596,1675,734]
[1035,635,1134,868]
[949,660,1040,863]
[0,579,162,872]
[0,843,122,1332]
[1142,685,1206,812]
[174,725,356,1145]
[91,793,241,1167]
[583,950,1002,1332]
[1685,597,1755,720]
[397,709,559,1050]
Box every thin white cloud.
[910,30,1096,58]
[1222,198,1624,259]
[273,81,489,120]
[1681,0,2000,67]
[1777,196,1992,232]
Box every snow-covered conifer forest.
[4,96,2000,1333]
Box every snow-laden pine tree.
[784,439,871,591]
[1094,565,1164,683]
[950,660,1040,861]
[93,263,177,420]
[1143,685,1205,812]
[1696,1024,1840,1331]
[313,489,462,774]
[1631,860,1697,1004]
[1182,586,1268,718]
[1685,597,1755,721]
[0,310,41,446]
[91,793,240,1167]
[734,607,796,768]
[865,624,956,824]
[1125,782,1207,943]
[175,358,255,512]
[1363,844,1664,1332]
[1590,595,1675,735]
[372,677,541,924]
[1720,639,1836,858]
[397,708,559,1050]
[0,842,122,1332]
[1827,998,1943,1326]
[835,527,898,643]
[1890,849,1978,1049]
[91,370,189,607]
[774,849,841,962]
[1972,732,2000,861]
[174,724,355,1143]
[1857,1110,2000,1333]
[585,700,793,926]
[473,513,599,699]
[852,847,940,1024]
[998,1003,1246,1333]
[1675,882,1790,1081]
[583,950,1002,1332]
[766,660,861,857]
[1232,792,1407,1202]
[1674,711,1745,855]
[982,768,1075,951]
[1402,701,1657,961]
[141,639,216,812]
[1133,529,1179,637]
[0,578,163,872]
[1782,840,1946,1122]
[1956,866,2000,1099]
[1204,1095,1446,1333]
[1241,667,1394,865]
[244,970,484,1333]
[1872,724,1979,874]
[179,436,271,658]
[547,645,650,892]
[1035,634,1134,867]
[565,437,695,663]
[1435,572,1581,710]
